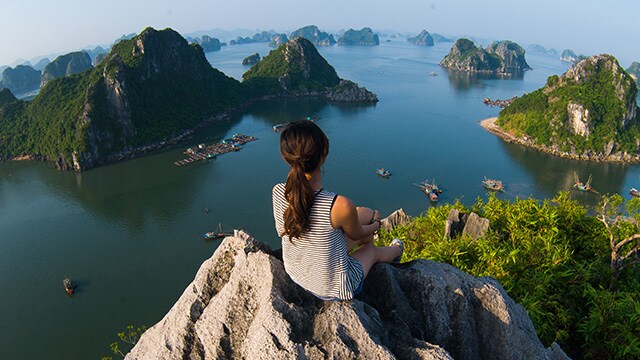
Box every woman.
[272,121,403,301]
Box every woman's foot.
[390,238,404,264]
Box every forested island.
[440,38,530,74]
[0,27,377,171]
[337,27,379,46]
[485,54,639,162]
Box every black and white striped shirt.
[272,183,364,300]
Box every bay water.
[1,39,638,359]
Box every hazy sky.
[1,0,638,66]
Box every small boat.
[430,72,438,76]
[573,172,598,193]
[206,153,216,159]
[376,168,391,178]
[204,223,232,240]
[483,97,491,104]
[305,115,320,121]
[482,177,504,192]
[630,188,640,197]
[414,179,442,202]
[63,277,74,295]
[273,124,287,132]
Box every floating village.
[174,133,258,167]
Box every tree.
[596,194,640,284]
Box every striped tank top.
[272,183,364,300]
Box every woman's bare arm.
[331,195,380,241]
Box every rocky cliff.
[560,49,577,62]
[0,64,41,95]
[0,27,243,170]
[242,53,261,65]
[290,25,336,46]
[40,51,92,87]
[496,54,640,161]
[440,39,530,75]
[126,230,568,360]
[338,28,379,46]
[408,30,434,46]
[242,37,377,103]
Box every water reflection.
[0,119,239,231]
[500,140,630,205]
[445,69,524,91]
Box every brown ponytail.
[280,121,329,239]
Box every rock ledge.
[126,230,568,360]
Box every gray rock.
[126,230,568,360]
[380,208,411,231]
[462,212,490,239]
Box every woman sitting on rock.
[272,121,403,301]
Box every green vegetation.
[242,38,340,96]
[102,324,147,359]
[377,193,640,359]
[498,55,640,155]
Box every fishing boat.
[376,168,391,178]
[483,97,491,104]
[630,188,640,197]
[204,223,232,240]
[482,177,504,192]
[414,179,442,202]
[573,172,597,193]
[273,124,287,132]
[63,277,74,295]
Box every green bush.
[377,193,640,359]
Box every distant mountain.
[85,46,107,62]
[440,39,530,74]
[407,30,434,46]
[0,88,16,106]
[111,33,136,47]
[0,65,8,80]
[242,37,377,103]
[627,62,640,84]
[527,44,558,56]
[290,25,336,46]
[431,33,454,43]
[192,35,222,52]
[230,31,275,45]
[0,65,41,95]
[560,49,578,62]
[497,54,639,161]
[33,58,51,71]
[337,27,379,46]
[40,51,92,87]
[268,34,288,48]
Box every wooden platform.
[174,134,257,167]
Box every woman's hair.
[280,121,329,239]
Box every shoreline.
[479,117,640,163]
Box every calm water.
[2,40,639,359]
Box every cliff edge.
[126,230,568,359]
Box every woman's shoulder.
[331,194,354,212]
[272,183,285,194]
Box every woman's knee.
[356,206,374,225]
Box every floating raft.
[174,134,257,167]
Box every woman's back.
[272,183,364,300]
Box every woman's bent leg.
[351,242,402,278]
